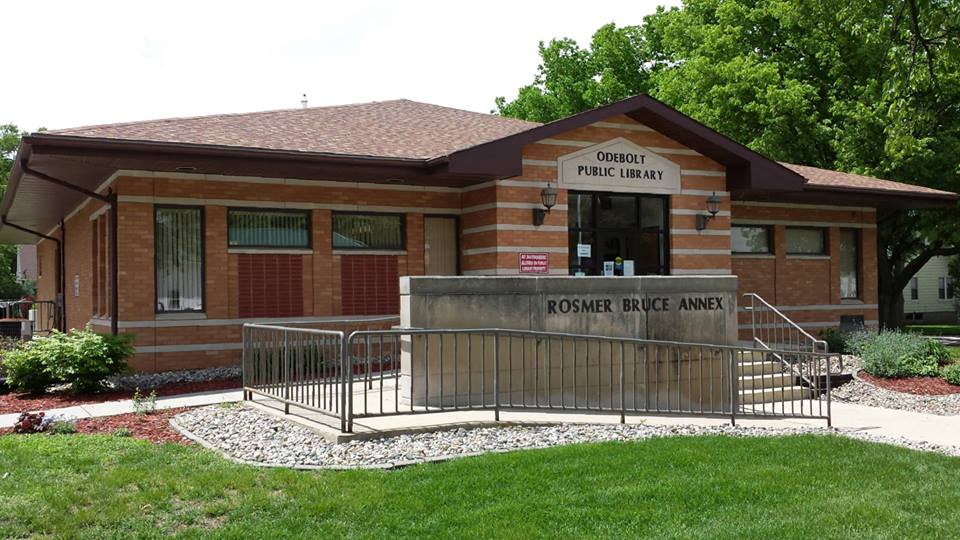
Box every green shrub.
[132,388,157,416]
[112,427,132,437]
[4,339,59,393]
[48,418,77,435]
[819,328,849,354]
[849,331,949,378]
[943,363,960,386]
[47,329,135,393]
[3,328,134,394]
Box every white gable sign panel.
[557,137,682,194]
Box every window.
[228,209,310,249]
[332,213,405,250]
[155,206,204,313]
[840,229,859,299]
[785,227,826,255]
[731,225,771,254]
[567,192,668,276]
[939,277,955,300]
[910,277,919,300]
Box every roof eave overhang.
[17,133,502,186]
[737,185,959,209]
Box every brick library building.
[1,95,954,372]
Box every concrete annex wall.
[398,276,738,410]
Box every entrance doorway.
[424,216,459,275]
[568,192,668,276]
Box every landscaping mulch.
[0,408,193,444]
[74,408,192,444]
[858,371,960,396]
[0,378,240,414]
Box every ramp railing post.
[729,349,737,426]
[493,332,500,422]
[619,341,626,424]
[283,330,290,415]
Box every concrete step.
[736,361,781,376]
[738,350,770,362]
[738,385,810,404]
[737,372,794,389]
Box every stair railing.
[742,293,831,387]
[742,293,828,354]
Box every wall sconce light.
[695,192,722,231]
[532,184,558,226]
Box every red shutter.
[238,254,304,318]
[340,255,399,315]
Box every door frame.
[567,191,671,276]
[423,214,461,275]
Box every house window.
[155,206,204,313]
[228,209,310,249]
[939,277,954,300]
[910,277,919,300]
[840,229,859,299]
[333,213,405,250]
[785,227,826,255]
[731,225,771,254]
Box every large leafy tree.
[495,0,960,328]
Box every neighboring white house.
[903,256,958,323]
[16,244,37,283]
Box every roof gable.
[443,94,806,193]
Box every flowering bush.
[3,327,134,394]
[47,418,77,435]
[849,331,949,378]
[13,411,53,433]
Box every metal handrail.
[242,323,833,434]
[343,327,832,431]
[742,293,828,353]
[752,336,817,390]
[0,299,61,335]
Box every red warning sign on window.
[519,252,549,274]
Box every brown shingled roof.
[781,162,956,199]
[48,99,540,160]
[39,98,955,201]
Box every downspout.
[60,220,66,332]
[0,216,66,331]
[109,190,118,336]
[19,160,119,335]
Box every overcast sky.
[2,0,679,132]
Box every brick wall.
[39,111,882,371]
[460,114,730,275]
[732,203,879,340]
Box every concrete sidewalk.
[0,388,244,428]
[250,393,960,449]
[4,387,959,453]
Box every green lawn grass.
[1,434,959,538]
[904,324,960,336]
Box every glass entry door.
[568,192,667,276]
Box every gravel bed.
[109,366,241,391]
[833,378,960,416]
[173,405,960,469]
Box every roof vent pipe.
[301,94,308,109]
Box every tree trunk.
[879,286,906,330]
